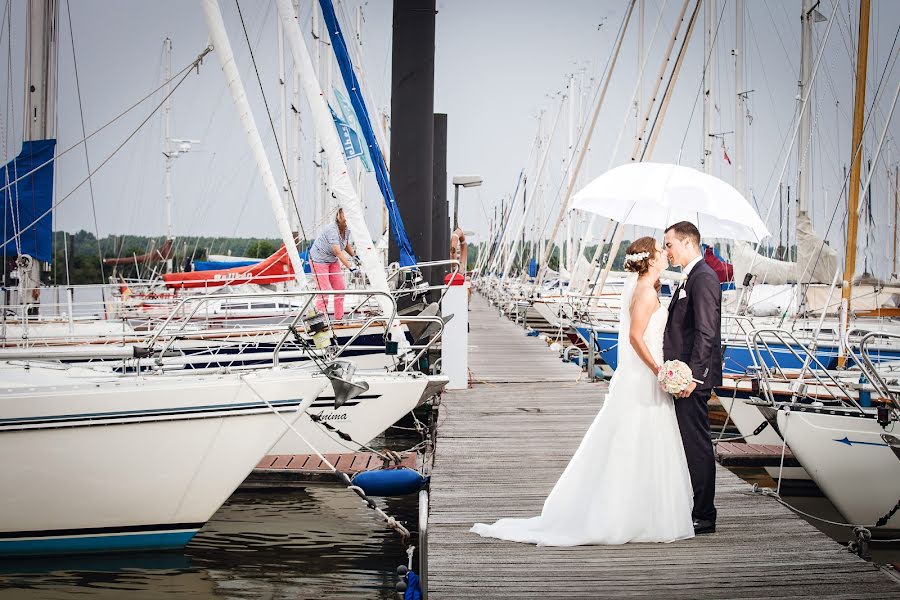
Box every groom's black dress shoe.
[692,519,716,535]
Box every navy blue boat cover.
[1,139,56,262]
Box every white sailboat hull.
[0,367,327,555]
[777,406,900,532]
[269,373,446,454]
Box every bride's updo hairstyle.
[623,236,661,291]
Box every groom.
[663,221,722,535]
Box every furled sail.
[1,139,56,263]
[318,0,417,267]
[103,238,174,266]
[730,212,836,286]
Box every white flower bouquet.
[658,359,693,395]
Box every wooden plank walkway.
[427,294,899,598]
[467,297,582,384]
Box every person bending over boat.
[309,208,359,320]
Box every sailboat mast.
[163,38,174,251]
[894,164,899,276]
[290,0,302,236]
[734,0,746,199]
[277,19,290,224]
[201,0,308,289]
[24,0,56,143]
[702,0,716,175]
[20,0,57,309]
[797,0,814,215]
[842,0,870,313]
[312,3,323,229]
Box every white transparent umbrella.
[570,162,770,242]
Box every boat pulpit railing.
[858,331,900,416]
[144,289,399,367]
[259,290,396,367]
[747,328,864,413]
[322,313,446,373]
[564,293,619,322]
[389,259,460,304]
[721,314,759,379]
[145,289,316,361]
[269,291,445,371]
[841,327,885,371]
[272,308,449,371]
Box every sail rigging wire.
[234,0,308,246]
[533,0,638,288]
[2,0,13,274]
[576,0,691,294]
[733,0,840,283]
[672,0,726,166]
[0,45,213,254]
[570,0,669,284]
[791,24,900,289]
[499,99,565,279]
[0,0,9,153]
[0,47,212,197]
[64,0,106,287]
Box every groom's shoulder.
[690,261,719,285]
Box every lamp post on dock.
[452,175,483,231]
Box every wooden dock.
[241,451,417,487]
[426,294,899,598]
[714,441,801,468]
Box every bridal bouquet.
[658,360,693,395]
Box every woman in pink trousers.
[308,208,358,320]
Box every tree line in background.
[41,231,796,285]
[48,230,288,285]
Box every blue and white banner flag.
[333,87,373,172]
[329,105,363,160]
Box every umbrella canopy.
[570,162,770,242]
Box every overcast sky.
[1,1,899,276]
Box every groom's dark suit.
[663,258,721,524]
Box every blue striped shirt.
[309,222,350,264]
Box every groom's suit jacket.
[663,259,723,391]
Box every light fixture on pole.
[452,175,483,230]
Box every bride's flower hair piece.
[623,236,661,291]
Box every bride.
[471,236,694,545]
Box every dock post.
[418,488,429,598]
[441,276,469,389]
[588,328,596,382]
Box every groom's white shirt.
[682,255,703,277]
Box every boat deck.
[427,293,900,598]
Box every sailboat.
[769,0,900,534]
[0,362,327,555]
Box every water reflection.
[0,487,416,599]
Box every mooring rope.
[239,375,411,544]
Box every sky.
[1,0,899,277]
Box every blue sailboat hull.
[573,326,900,374]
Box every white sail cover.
[731,212,837,286]
[275,0,404,341]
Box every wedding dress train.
[471,275,694,545]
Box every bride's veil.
[616,272,639,364]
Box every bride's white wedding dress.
[471,275,694,545]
